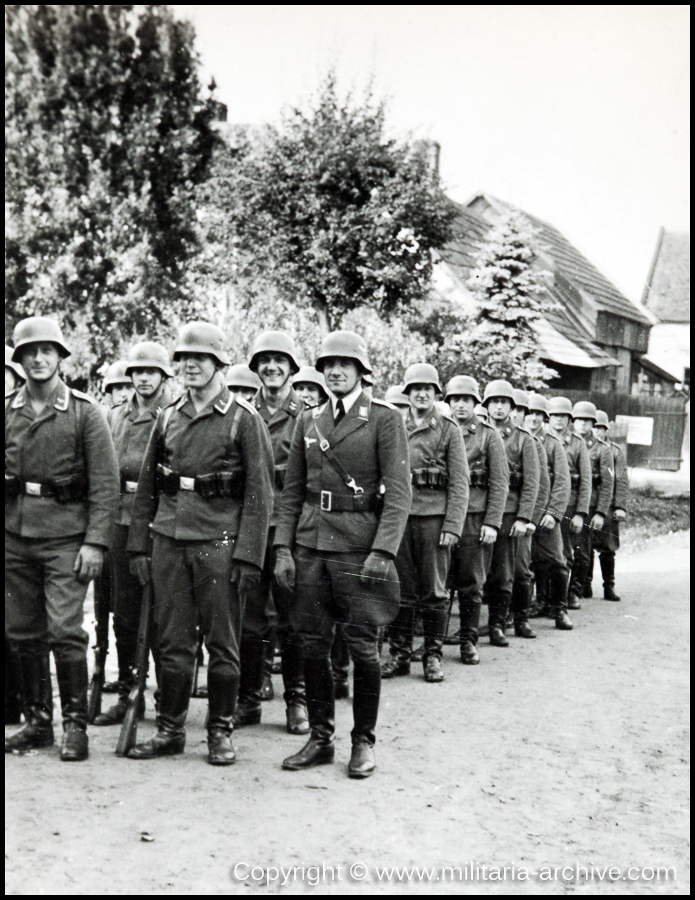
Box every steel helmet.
[12,316,71,360]
[402,363,442,395]
[482,379,515,406]
[125,341,174,378]
[5,345,26,383]
[527,392,549,419]
[248,331,300,374]
[513,389,530,410]
[547,396,574,417]
[102,361,132,393]
[292,365,328,398]
[173,321,230,366]
[384,384,411,408]
[315,331,372,374]
[226,363,261,392]
[595,409,610,428]
[572,400,598,422]
[475,404,489,420]
[444,375,481,403]
[362,371,374,387]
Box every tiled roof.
[642,229,690,323]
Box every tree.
[437,210,558,389]
[225,72,454,334]
[5,5,215,384]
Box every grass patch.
[622,490,690,550]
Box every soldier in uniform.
[233,331,309,735]
[509,389,551,639]
[292,366,329,410]
[5,345,25,396]
[525,393,573,629]
[102,361,133,409]
[381,363,469,682]
[5,316,119,761]
[126,322,273,765]
[226,364,261,403]
[274,331,410,778]
[588,410,628,601]
[569,401,615,605]
[92,342,174,726]
[445,376,508,663]
[481,380,540,646]
[384,384,411,416]
[547,397,592,611]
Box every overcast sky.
[171,5,690,304]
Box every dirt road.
[5,531,690,895]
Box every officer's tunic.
[5,381,119,659]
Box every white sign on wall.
[615,415,654,446]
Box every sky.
[171,5,690,305]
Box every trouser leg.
[331,624,350,684]
[485,514,517,630]
[391,520,419,662]
[512,534,534,627]
[413,517,451,663]
[569,517,593,599]
[343,624,380,746]
[455,514,492,646]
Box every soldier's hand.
[231,561,261,600]
[274,547,296,592]
[510,519,528,538]
[479,525,498,545]
[361,551,392,586]
[570,514,584,534]
[129,554,151,586]
[590,513,605,531]
[525,522,537,536]
[539,514,557,532]
[439,531,458,549]
[614,508,627,521]
[74,544,104,583]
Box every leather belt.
[306,490,378,512]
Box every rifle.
[87,556,112,723]
[191,628,207,699]
[116,582,152,757]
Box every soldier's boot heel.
[380,656,410,678]
[513,621,537,639]
[61,723,89,762]
[56,659,89,762]
[207,729,236,766]
[129,731,186,759]
[348,737,375,778]
[459,641,480,665]
[5,719,54,752]
[286,701,310,735]
[423,655,445,682]
[554,609,574,630]
[5,645,54,751]
[282,737,335,770]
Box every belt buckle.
[125,481,138,493]
[179,477,196,491]
[320,490,332,511]
[25,482,42,496]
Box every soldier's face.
[109,384,132,407]
[408,383,436,412]
[294,383,323,408]
[179,352,218,389]
[573,418,593,438]
[322,358,361,396]
[511,407,527,428]
[448,395,476,422]
[131,367,164,398]
[18,342,61,383]
[487,398,512,422]
[525,411,545,434]
[549,414,570,434]
[257,353,292,390]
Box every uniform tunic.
[571,435,616,595]
[559,430,592,570]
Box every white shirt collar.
[329,382,363,417]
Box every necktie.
[334,399,345,425]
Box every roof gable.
[642,229,690,323]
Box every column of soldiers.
[5,316,628,777]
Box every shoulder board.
[70,388,96,404]
[375,399,398,411]
[163,395,182,410]
[480,420,494,430]
[440,411,457,426]
[235,396,257,415]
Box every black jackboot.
[422,606,447,681]
[458,598,481,664]
[331,624,350,699]
[600,553,621,601]
[282,656,335,770]
[260,633,275,701]
[233,637,266,727]
[548,566,573,630]
[583,552,595,597]
[207,672,238,765]
[128,669,191,759]
[5,643,54,751]
[349,658,380,778]
[512,583,536,639]
[281,632,309,735]
[93,629,141,726]
[381,605,413,678]
[55,658,89,762]
[488,601,510,646]
[5,637,23,726]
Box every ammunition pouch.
[469,469,489,489]
[156,464,244,500]
[591,473,602,487]
[509,468,523,491]
[156,464,180,496]
[274,468,285,490]
[411,467,448,489]
[5,475,21,500]
[5,474,88,503]
[570,472,581,487]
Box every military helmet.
[527,392,549,419]
[547,396,574,417]
[475,404,489,420]
[173,321,230,366]
[572,400,598,422]
[226,363,261,392]
[248,331,300,374]
[402,363,442,395]
[125,341,173,378]
[513,389,530,410]
[444,375,481,403]
[12,316,71,360]
[482,379,515,406]
[102,360,133,393]
[595,409,610,428]
[5,345,26,383]
[384,384,411,408]
[362,371,374,387]
[292,365,328,398]
[315,330,372,374]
